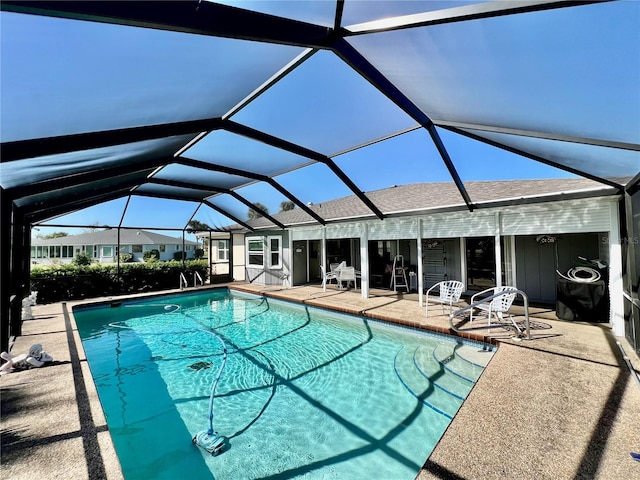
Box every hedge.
[30,260,209,304]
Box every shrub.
[119,253,134,263]
[173,251,185,261]
[30,260,209,303]
[143,249,160,262]
[194,248,204,260]
[72,252,92,266]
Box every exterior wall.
[238,195,624,332]
[515,233,601,304]
[208,238,230,275]
[244,231,289,286]
[232,233,246,281]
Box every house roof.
[32,229,199,246]
[1,1,638,233]
[233,177,619,230]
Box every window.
[52,246,61,258]
[159,245,166,252]
[132,245,143,253]
[247,237,264,266]
[102,246,113,257]
[62,246,72,258]
[268,236,282,269]
[217,240,229,261]
[246,236,282,268]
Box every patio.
[2,283,638,479]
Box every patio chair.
[337,266,357,290]
[470,286,521,333]
[320,265,338,292]
[425,280,464,317]
[330,262,343,274]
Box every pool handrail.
[449,288,532,340]
[194,271,204,286]
[179,272,189,290]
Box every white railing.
[194,271,204,286]
[179,272,189,290]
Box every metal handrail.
[449,288,532,340]
[194,271,204,286]
[179,272,188,290]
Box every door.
[292,241,308,285]
[466,237,496,291]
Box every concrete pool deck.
[2,283,639,479]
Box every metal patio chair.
[320,265,338,292]
[425,280,464,317]
[470,286,521,333]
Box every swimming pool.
[73,289,494,480]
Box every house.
[31,229,200,265]
[198,178,626,335]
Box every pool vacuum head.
[193,430,227,456]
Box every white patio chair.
[337,266,357,290]
[320,265,338,291]
[330,262,343,274]
[425,280,464,317]
[470,286,520,332]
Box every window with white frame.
[217,240,229,261]
[268,236,282,269]
[247,237,264,266]
[132,244,143,253]
[159,245,166,252]
[102,246,113,257]
[246,236,282,268]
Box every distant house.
[30,229,199,265]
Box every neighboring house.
[198,178,626,335]
[31,229,199,265]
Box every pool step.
[433,343,486,384]
[413,346,474,401]
[394,346,464,419]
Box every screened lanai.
[1,1,639,352]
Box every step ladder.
[390,255,409,292]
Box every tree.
[186,220,211,233]
[279,201,295,212]
[248,202,269,220]
[39,231,68,239]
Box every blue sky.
[2,3,636,238]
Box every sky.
[1,2,637,239]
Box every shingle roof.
[242,178,618,230]
[32,229,198,246]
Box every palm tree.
[186,220,211,233]
[248,202,269,220]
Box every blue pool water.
[73,289,494,480]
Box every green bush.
[72,252,92,266]
[30,260,209,303]
[173,251,185,261]
[143,249,160,262]
[119,253,134,263]
[194,248,204,260]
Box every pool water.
[73,289,494,480]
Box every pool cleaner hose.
[193,332,228,456]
